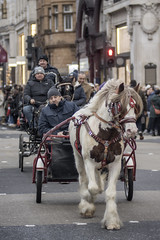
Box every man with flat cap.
[38,87,79,136]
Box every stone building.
[0,0,37,86]
[76,0,160,86]
[35,0,77,76]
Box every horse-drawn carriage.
[31,79,143,230]
[18,101,46,172]
[32,120,136,203]
[18,76,74,172]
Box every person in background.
[146,85,155,134]
[7,86,21,127]
[150,89,160,136]
[69,71,86,107]
[23,66,54,126]
[0,86,5,124]
[94,83,100,94]
[130,80,147,140]
[78,71,94,103]
[38,87,79,135]
[29,54,61,84]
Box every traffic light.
[26,36,34,70]
[106,46,115,68]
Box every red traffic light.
[107,48,114,57]
[106,46,115,68]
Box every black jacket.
[23,76,54,105]
[73,82,86,107]
[38,99,79,135]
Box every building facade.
[0,0,37,86]
[35,0,77,76]
[76,0,160,86]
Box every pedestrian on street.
[0,86,5,124]
[38,87,79,135]
[130,80,147,140]
[150,89,160,136]
[146,85,155,133]
[23,66,54,126]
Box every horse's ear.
[134,83,140,92]
[117,83,124,94]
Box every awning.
[0,45,7,63]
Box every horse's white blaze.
[124,106,138,138]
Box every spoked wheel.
[124,168,133,201]
[36,171,42,203]
[19,134,24,172]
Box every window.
[1,0,7,19]
[116,25,130,85]
[48,8,52,30]
[53,5,58,32]
[117,25,130,54]
[19,34,25,56]
[31,24,36,36]
[63,5,73,31]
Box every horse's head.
[108,82,143,138]
[56,77,74,101]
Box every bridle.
[108,96,137,127]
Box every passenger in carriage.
[69,71,86,107]
[23,66,54,127]
[38,87,79,136]
[28,54,62,84]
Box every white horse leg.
[73,151,96,218]
[84,158,100,195]
[101,158,122,230]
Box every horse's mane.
[79,78,143,117]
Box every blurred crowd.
[0,84,23,128]
[0,70,160,140]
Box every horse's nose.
[126,126,138,137]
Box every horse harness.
[73,97,137,169]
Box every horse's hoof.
[80,211,94,218]
[81,212,93,218]
[107,224,120,230]
[101,220,121,230]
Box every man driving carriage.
[23,66,54,127]
[38,87,79,136]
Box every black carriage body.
[47,138,78,180]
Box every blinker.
[110,102,122,116]
[129,97,136,108]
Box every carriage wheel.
[36,171,42,203]
[124,169,133,201]
[19,134,24,172]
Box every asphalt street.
[0,126,160,240]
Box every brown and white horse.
[69,79,143,230]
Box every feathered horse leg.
[73,150,96,218]
[101,156,122,230]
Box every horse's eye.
[117,103,121,112]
